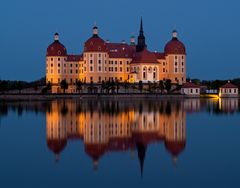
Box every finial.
[54,33,59,41]
[173,29,178,38]
[93,23,98,35]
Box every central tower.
[136,17,147,52]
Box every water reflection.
[46,100,186,173]
[0,98,240,175]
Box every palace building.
[46,18,186,93]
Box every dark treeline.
[188,78,240,89]
[0,77,46,93]
[1,77,240,94]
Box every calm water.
[0,98,240,188]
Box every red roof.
[220,82,238,89]
[46,41,67,57]
[164,38,186,55]
[47,139,67,154]
[85,144,107,161]
[106,43,135,58]
[131,48,158,64]
[66,54,83,62]
[164,140,186,156]
[154,52,166,60]
[84,35,107,52]
[182,82,200,88]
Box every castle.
[46,18,186,93]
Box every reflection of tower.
[164,109,186,165]
[46,100,82,161]
[136,142,146,177]
[46,103,67,161]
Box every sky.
[0,0,239,81]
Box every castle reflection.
[46,99,187,173]
[1,98,239,174]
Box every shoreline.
[0,93,239,101]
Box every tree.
[165,79,172,94]
[148,81,152,93]
[111,80,116,93]
[60,79,68,93]
[116,80,120,93]
[76,80,82,93]
[138,80,143,93]
[0,81,8,93]
[34,82,39,92]
[152,81,157,93]
[101,80,105,93]
[124,80,129,93]
[159,80,164,94]
[17,81,23,94]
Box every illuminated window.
[143,72,146,79]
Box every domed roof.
[84,35,107,52]
[47,139,67,154]
[46,33,67,56]
[164,32,186,55]
[84,144,107,161]
[131,48,158,64]
[164,140,186,157]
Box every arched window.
[143,66,147,80]
[153,67,157,80]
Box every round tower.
[46,33,67,93]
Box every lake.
[0,98,240,188]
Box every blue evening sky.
[0,0,239,81]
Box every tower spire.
[140,17,143,34]
[136,17,147,52]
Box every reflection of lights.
[219,97,222,110]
